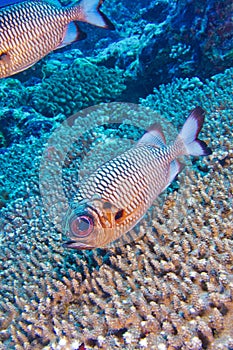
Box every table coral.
[0,68,232,349]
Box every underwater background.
[0,0,233,349]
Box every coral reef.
[88,0,233,100]
[0,107,64,148]
[0,2,232,348]
[0,68,232,349]
[26,58,126,116]
[0,58,126,118]
[135,0,232,95]
[140,68,233,119]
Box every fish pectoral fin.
[114,209,127,224]
[101,202,123,228]
[99,201,129,228]
[0,51,10,63]
[57,22,87,49]
[169,159,184,182]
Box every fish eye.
[70,215,94,237]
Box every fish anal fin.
[162,160,184,191]
[137,123,166,148]
[57,22,87,49]
[169,159,184,182]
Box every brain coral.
[0,68,232,349]
[0,58,126,119]
[26,58,126,117]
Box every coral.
[0,107,65,148]
[25,58,126,117]
[2,0,231,105]
[0,189,10,209]
[0,56,126,118]
[95,0,233,98]
[0,67,232,349]
[135,0,233,94]
[0,79,27,108]
[140,68,233,119]
[93,36,140,75]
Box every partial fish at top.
[0,0,115,78]
[63,107,212,250]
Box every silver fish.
[0,0,114,78]
[63,107,212,249]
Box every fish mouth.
[63,240,95,250]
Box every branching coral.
[0,156,232,349]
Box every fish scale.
[75,145,172,214]
[0,2,66,77]
[64,107,212,249]
[0,0,114,78]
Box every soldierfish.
[0,0,114,78]
[63,107,212,249]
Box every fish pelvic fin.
[137,123,166,148]
[178,106,212,156]
[78,0,115,29]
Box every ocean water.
[0,0,232,349]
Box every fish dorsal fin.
[57,22,87,49]
[137,123,166,148]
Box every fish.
[63,107,212,250]
[0,0,114,78]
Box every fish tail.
[78,0,115,29]
[178,106,212,156]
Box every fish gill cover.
[0,0,232,348]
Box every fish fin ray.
[178,106,212,156]
[79,0,115,29]
[162,160,184,191]
[137,123,166,148]
[168,159,184,183]
[57,22,87,49]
